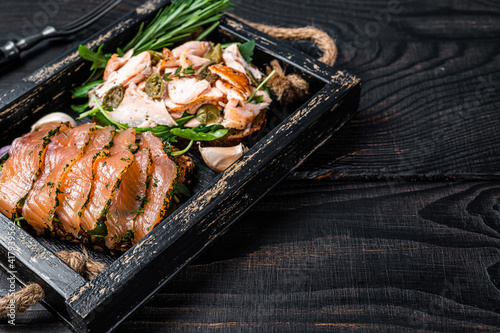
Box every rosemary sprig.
[123,0,232,54]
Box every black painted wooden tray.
[0,0,361,331]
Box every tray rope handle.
[0,250,104,318]
[0,20,337,319]
[234,15,338,105]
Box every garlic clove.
[31,112,77,132]
[199,143,247,172]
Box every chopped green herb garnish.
[174,66,183,77]
[182,64,195,75]
[121,229,135,242]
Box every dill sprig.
[123,0,232,54]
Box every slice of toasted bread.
[169,153,195,184]
[201,110,267,147]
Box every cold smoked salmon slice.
[56,126,115,237]
[0,124,63,219]
[105,148,152,248]
[79,128,135,235]
[133,132,178,243]
[23,123,95,234]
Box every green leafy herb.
[86,220,107,237]
[195,21,220,41]
[78,96,129,130]
[171,140,194,156]
[238,40,255,63]
[175,183,191,197]
[152,176,160,187]
[221,40,255,63]
[252,95,264,104]
[136,196,151,204]
[71,80,104,98]
[247,69,276,103]
[122,0,231,54]
[195,124,225,133]
[121,229,135,242]
[0,152,9,164]
[175,113,195,126]
[182,64,195,75]
[71,101,90,113]
[174,66,183,77]
[170,126,228,141]
[78,45,110,71]
[163,72,172,81]
[116,47,125,57]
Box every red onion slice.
[0,145,11,160]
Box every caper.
[196,104,220,125]
[103,85,124,110]
[205,73,219,85]
[145,73,164,99]
[204,43,222,63]
[148,50,164,66]
[196,60,216,80]
[245,68,259,87]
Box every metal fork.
[0,0,123,66]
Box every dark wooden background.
[1,0,500,331]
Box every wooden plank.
[114,179,500,332]
[39,179,499,332]
[234,0,500,41]
[0,215,85,326]
[292,40,500,179]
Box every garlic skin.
[199,143,247,172]
[31,112,77,132]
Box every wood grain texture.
[1,0,500,332]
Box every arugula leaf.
[251,94,264,104]
[71,80,104,98]
[175,183,191,197]
[116,47,125,57]
[0,152,9,164]
[78,96,129,130]
[175,114,195,126]
[87,220,107,237]
[171,140,193,156]
[193,124,224,133]
[238,40,255,63]
[71,101,90,113]
[170,127,228,141]
[221,40,255,63]
[78,44,110,71]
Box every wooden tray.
[0,1,361,331]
